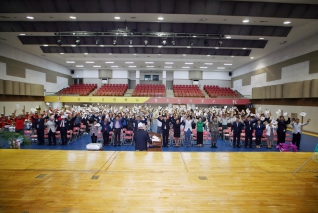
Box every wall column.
[136,70,140,85]
[162,70,167,88]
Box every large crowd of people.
[0,104,310,150]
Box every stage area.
[0,150,317,212]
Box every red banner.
[146,97,249,105]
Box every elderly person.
[89,120,99,143]
[46,115,57,146]
[133,123,152,151]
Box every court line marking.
[91,151,118,178]
[179,152,189,172]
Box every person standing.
[276,115,291,144]
[90,120,99,143]
[291,118,310,150]
[265,122,276,149]
[46,115,57,146]
[112,115,123,146]
[156,115,162,134]
[254,120,265,149]
[243,116,257,148]
[58,116,68,145]
[182,116,193,147]
[208,116,220,148]
[157,115,171,147]
[13,109,25,135]
[34,114,45,145]
[170,117,181,147]
[196,117,204,147]
[133,123,152,151]
[101,117,111,146]
[231,117,244,148]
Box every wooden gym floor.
[0,150,317,213]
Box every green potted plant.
[0,130,32,149]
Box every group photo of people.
[0,103,310,151]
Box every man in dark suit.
[231,116,244,148]
[57,116,68,145]
[243,116,257,148]
[33,114,45,145]
[276,115,291,144]
[101,117,111,146]
[133,123,152,151]
[157,115,171,147]
[111,115,124,146]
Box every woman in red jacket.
[13,109,26,134]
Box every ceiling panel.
[40,46,251,56]
[1,0,317,19]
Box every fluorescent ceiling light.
[165,62,174,64]
[259,38,264,40]
[86,61,94,63]
[114,17,121,20]
[250,57,254,59]
[158,17,164,20]
[242,48,246,50]
[200,67,207,68]
[217,67,225,69]
[125,62,134,64]
[187,46,191,48]
[76,65,83,67]
[60,53,64,54]
[183,54,186,56]
[242,20,249,23]
[224,64,232,65]
[193,36,197,37]
[284,21,291,24]
[43,44,48,46]
[215,47,219,49]
[84,53,88,55]
[71,45,76,47]
[182,67,190,68]
[93,65,101,67]
[19,34,25,35]
[185,63,193,64]
[226,36,231,39]
[70,16,76,19]
[158,45,162,48]
[105,62,114,63]
[26,16,34,19]
[164,66,172,68]
[204,63,213,65]
[207,55,210,56]
[129,66,136,68]
[145,62,154,64]
[231,56,234,57]
[66,61,75,63]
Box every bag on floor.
[86,143,103,151]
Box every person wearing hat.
[133,123,152,151]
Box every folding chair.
[123,130,133,145]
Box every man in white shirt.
[291,118,310,150]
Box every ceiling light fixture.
[113,38,117,45]
[93,65,101,68]
[111,66,119,68]
[84,53,88,55]
[70,16,76,19]
[158,45,162,48]
[224,63,232,65]
[114,17,121,20]
[76,65,84,67]
[259,38,264,40]
[189,40,194,46]
[226,36,231,39]
[20,34,25,36]
[218,40,223,47]
[57,37,63,46]
[95,37,100,45]
[164,66,172,68]
[171,40,176,46]
[145,62,154,64]
[207,55,210,56]
[75,37,81,45]
[205,63,213,65]
[86,61,94,63]
[129,66,136,68]
[66,61,75,63]
[284,21,291,24]
[105,62,114,63]
[129,39,133,45]
[144,39,148,46]
[185,63,193,64]
[242,48,246,50]
[242,20,249,23]
[147,66,154,68]
[43,44,48,47]
[165,62,174,64]
[182,67,190,68]
[200,67,207,69]
[250,57,254,59]
[60,53,64,54]
[125,62,134,64]
[162,39,167,46]
[231,56,234,57]
[26,16,34,19]
[158,17,164,20]
[217,67,225,69]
